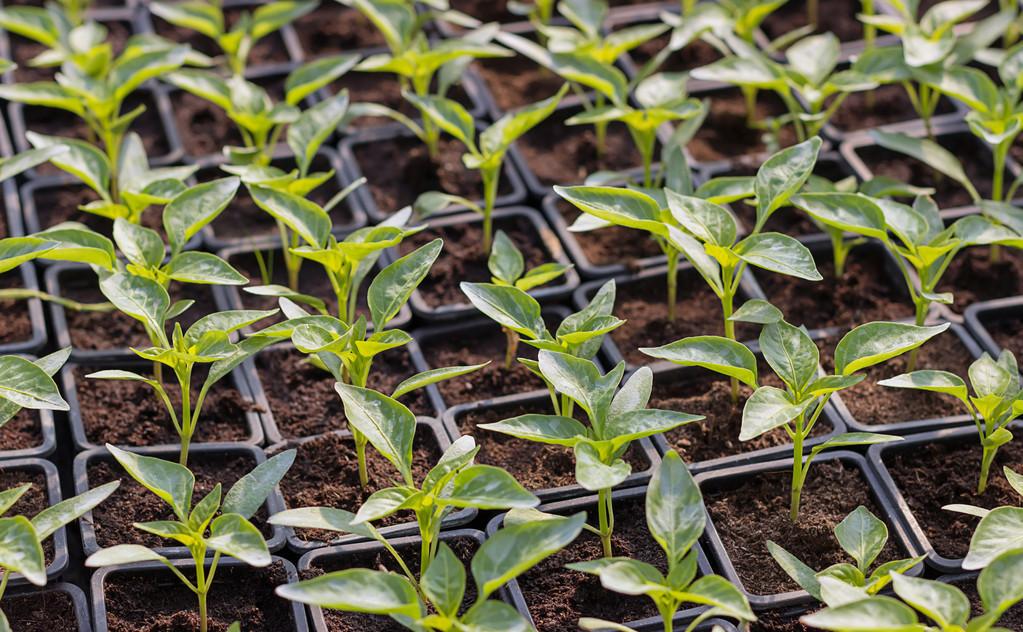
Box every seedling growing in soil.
[642,317,948,521]
[802,560,1023,632]
[409,85,567,250]
[691,34,877,141]
[88,305,280,465]
[569,451,756,632]
[945,467,1023,570]
[480,350,703,556]
[86,446,295,632]
[275,385,539,572]
[274,507,584,630]
[0,479,119,628]
[488,229,573,292]
[151,0,315,75]
[880,350,1023,494]
[166,56,359,167]
[557,138,822,341]
[769,506,924,603]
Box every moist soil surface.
[649,366,833,464]
[516,497,677,631]
[884,439,1023,560]
[270,430,444,545]
[292,3,385,54]
[171,91,246,157]
[352,135,513,215]
[474,53,568,113]
[515,107,648,189]
[856,134,999,209]
[0,467,53,565]
[606,271,755,367]
[553,198,663,270]
[254,345,428,440]
[397,215,552,308]
[3,589,77,631]
[757,247,913,332]
[688,89,797,165]
[983,312,1023,358]
[87,452,272,549]
[830,84,956,134]
[704,459,905,595]
[57,270,218,351]
[419,322,547,406]
[304,536,480,632]
[0,272,33,346]
[939,246,1023,312]
[101,561,295,632]
[30,182,178,238]
[73,365,257,446]
[0,410,45,453]
[454,400,651,491]
[762,0,864,42]
[749,610,817,632]
[820,331,976,427]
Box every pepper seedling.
[407,85,567,250]
[150,0,315,75]
[879,350,1023,494]
[86,446,295,632]
[945,467,1023,571]
[488,229,573,292]
[801,561,1023,632]
[274,507,584,631]
[0,479,119,628]
[568,450,756,632]
[769,505,924,603]
[480,350,703,556]
[642,316,948,521]
[274,385,539,572]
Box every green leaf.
[113,220,163,270]
[963,507,1023,570]
[287,90,350,176]
[31,225,117,270]
[835,506,889,572]
[249,185,330,248]
[276,568,420,617]
[665,190,737,247]
[609,367,652,418]
[489,230,524,285]
[730,299,783,324]
[107,444,194,521]
[0,238,56,275]
[472,512,586,599]
[791,193,888,240]
[800,596,923,630]
[767,541,822,600]
[809,433,902,457]
[86,544,170,568]
[740,386,814,440]
[267,506,376,540]
[460,282,546,340]
[99,273,170,337]
[0,516,44,586]
[150,2,223,39]
[0,355,68,411]
[683,574,755,621]
[405,93,476,148]
[0,485,30,517]
[760,320,820,394]
[391,364,488,400]
[604,409,702,448]
[421,542,465,617]
[335,384,416,483]
[574,443,631,491]
[163,177,240,253]
[646,450,703,565]
[285,54,358,106]
[834,322,950,375]
[755,137,822,227]
[208,513,272,567]
[555,185,666,235]
[478,414,587,447]
[445,465,538,509]
[27,133,110,198]
[516,262,571,292]
[369,238,441,331]
[222,450,295,520]
[878,370,969,405]
[538,351,621,431]
[735,232,822,281]
[0,145,66,182]
[31,480,119,540]
[460,600,532,632]
[891,574,969,628]
[978,549,1023,615]
[871,130,979,204]
[640,336,758,387]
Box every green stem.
[721,266,738,403]
[0,288,114,312]
[906,299,928,371]
[993,138,1010,202]
[978,445,997,494]
[597,487,614,557]
[481,166,500,253]
[0,569,9,602]
[356,432,369,488]
[790,423,805,523]
[666,250,679,323]
[503,328,519,370]
[178,366,193,467]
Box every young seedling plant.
[479,350,703,556]
[569,450,756,632]
[85,446,296,632]
[769,505,924,603]
[273,385,540,573]
[641,315,949,521]
[274,506,585,631]
[880,350,1023,494]
[945,467,1023,571]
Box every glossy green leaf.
[791,193,888,240]
[767,541,822,600]
[760,321,819,394]
[834,322,949,375]
[647,450,703,565]
[86,544,169,567]
[249,185,330,248]
[878,370,969,405]
[369,238,441,331]
[26,133,110,198]
[800,596,922,630]
[163,177,240,253]
[740,386,814,440]
[0,355,68,411]
[276,568,420,616]
[978,549,1023,614]
[460,282,546,340]
[735,232,822,281]
[335,384,416,483]
[640,336,758,387]
[285,53,358,106]
[107,444,194,521]
[891,573,969,628]
[755,138,822,226]
[835,506,888,572]
[963,507,1023,570]
[99,273,170,337]
[489,230,524,285]
[391,364,488,400]
[0,516,44,585]
[555,185,666,235]
[871,130,979,203]
[207,513,272,567]
[267,506,376,540]
[574,442,631,490]
[478,414,587,447]
[421,542,465,617]
[287,90,350,176]
[31,480,119,540]
[222,449,295,520]
[445,465,538,509]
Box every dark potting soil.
[73,365,257,446]
[649,368,832,464]
[87,453,272,549]
[21,92,169,175]
[0,467,53,564]
[625,30,723,74]
[304,536,480,632]
[455,401,651,490]
[761,0,864,42]
[757,252,913,332]
[688,90,797,164]
[292,3,385,55]
[703,459,905,595]
[270,430,443,544]
[58,271,218,351]
[353,135,513,215]
[729,158,851,236]
[606,271,755,366]
[254,346,429,440]
[331,72,474,130]
[30,182,177,237]
[749,610,817,632]
[102,561,295,632]
[171,91,246,157]
[856,135,999,209]
[152,10,290,66]
[939,246,1023,312]
[830,84,956,134]
[819,331,976,427]
[419,325,546,406]
[2,589,77,631]
[516,498,673,631]
[0,411,44,453]
[447,0,650,23]
[884,439,1023,560]
[474,54,567,113]
[554,198,663,269]
[984,313,1023,358]
[228,249,350,323]
[952,577,1023,629]
[0,272,32,345]
[516,108,649,188]
[9,20,131,83]
[397,215,551,308]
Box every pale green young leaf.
[835,506,889,572]
[962,507,1023,570]
[0,355,68,411]
[767,541,822,600]
[99,273,170,336]
[0,238,55,275]
[730,299,783,324]
[891,574,969,628]
[368,238,441,331]
[267,506,377,541]
[335,384,416,483]
[834,322,950,375]
[735,232,822,281]
[555,185,666,235]
[421,542,465,617]
[107,444,194,521]
[222,449,295,520]
[871,130,979,203]
[85,544,169,567]
[478,414,587,446]
[285,53,358,106]
[664,189,737,247]
[878,371,969,406]
[207,513,272,567]
[26,133,110,198]
[740,386,814,440]
[640,336,757,387]
[249,185,330,248]
[609,366,652,418]
[978,549,1023,614]
[31,480,119,540]
[0,516,44,585]
[390,364,488,399]
[574,442,631,490]
[791,193,888,240]
[31,224,117,270]
[163,177,240,253]
[444,465,538,509]
[287,90,350,178]
[647,450,703,565]
[460,282,546,340]
[276,568,420,616]
[755,137,822,226]
[150,2,223,38]
[489,230,524,285]
[760,321,819,394]
[800,596,922,630]
[404,93,476,149]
